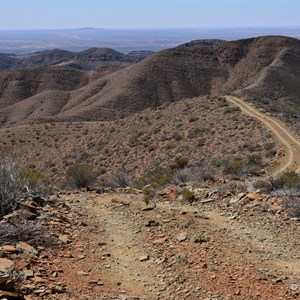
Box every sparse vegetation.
[108,168,130,188]
[0,95,277,188]
[20,168,52,194]
[134,167,173,189]
[269,171,300,195]
[222,155,264,179]
[282,196,300,218]
[0,152,24,218]
[174,157,189,169]
[65,163,96,188]
[182,189,196,203]
[0,151,53,218]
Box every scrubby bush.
[201,168,215,182]
[143,186,156,205]
[253,172,300,195]
[269,171,300,195]
[224,106,241,114]
[282,196,300,218]
[222,155,264,179]
[276,171,300,189]
[0,152,23,218]
[174,157,189,169]
[0,151,54,218]
[20,168,52,194]
[108,168,130,188]
[65,163,96,188]
[182,189,196,203]
[134,167,173,189]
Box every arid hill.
[0,48,153,71]
[0,65,125,110]
[0,36,299,127]
[0,96,277,184]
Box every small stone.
[16,242,37,257]
[152,238,167,245]
[89,280,98,284]
[58,235,70,244]
[237,192,246,199]
[1,245,17,253]
[0,258,14,284]
[144,220,159,227]
[0,290,19,298]
[77,271,89,276]
[97,242,107,247]
[139,255,149,262]
[246,193,262,200]
[22,284,36,291]
[23,269,34,279]
[52,271,58,277]
[177,233,187,242]
[52,285,66,293]
[15,260,29,270]
[33,288,46,294]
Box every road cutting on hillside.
[225,96,300,177]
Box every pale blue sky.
[1,0,299,30]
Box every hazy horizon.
[1,27,300,55]
[0,26,299,55]
[1,0,300,54]
[1,0,300,30]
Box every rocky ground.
[1,187,300,300]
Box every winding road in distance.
[225,96,300,177]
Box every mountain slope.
[1,36,300,125]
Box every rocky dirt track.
[37,189,300,300]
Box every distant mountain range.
[0,48,154,71]
[0,36,300,133]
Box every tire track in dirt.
[225,96,300,177]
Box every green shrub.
[20,168,52,194]
[143,186,156,205]
[223,155,264,179]
[211,157,223,167]
[173,133,183,141]
[201,169,215,182]
[134,167,173,189]
[65,163,96,188]
[175,157,189,169]
[282,196,300,217]
[0,152,23,218]
[109,168,130,188]
[182,189,196,202]
[224,106,241,114]
[271,171,300,190]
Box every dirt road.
[53,191,300,300]
[225,96,300,176]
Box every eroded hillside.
[0,36,300,129]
